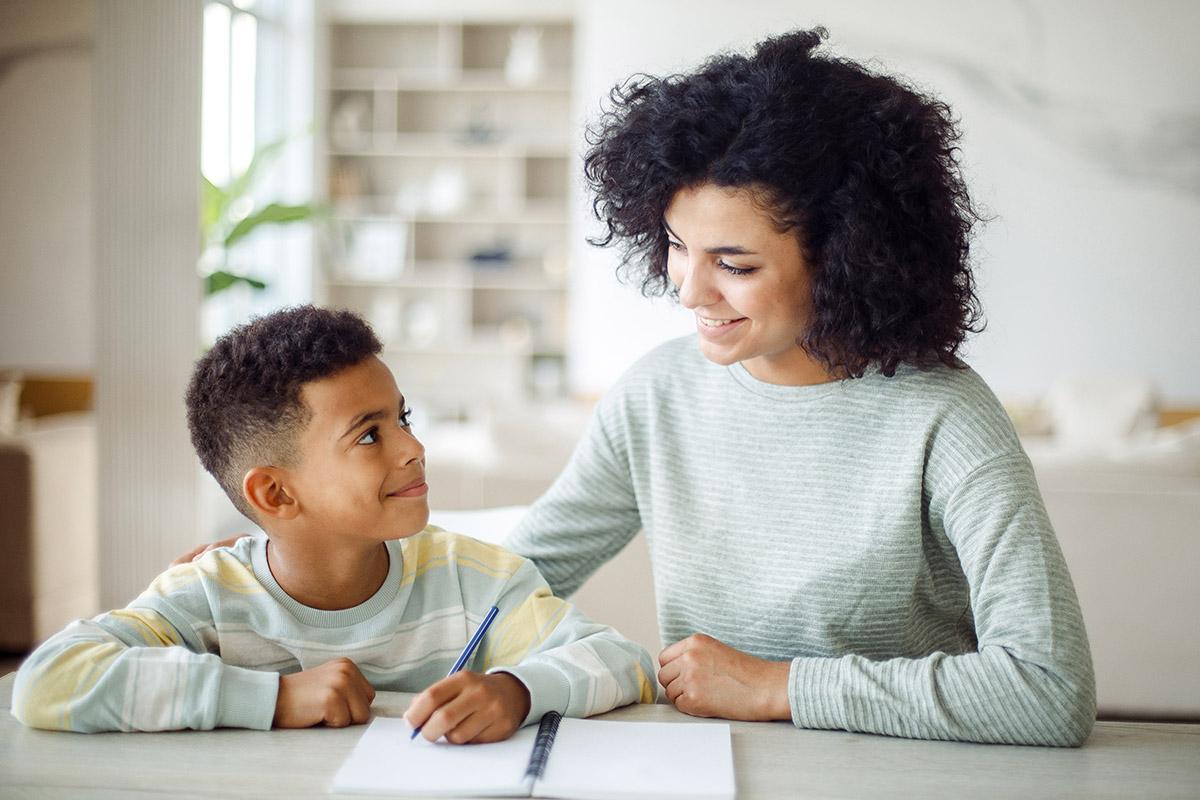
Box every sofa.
[0,411,98,652]
[429,395,1200,722]
[3,392,1196,721]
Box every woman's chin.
[696,339,741,367]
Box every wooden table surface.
[1,673,1197,799]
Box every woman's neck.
[741,347,840,386]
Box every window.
[200,0,315,344]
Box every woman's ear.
[242,467,299,521]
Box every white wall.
[0,0,94,372]
[569,0,1200,404]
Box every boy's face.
[282,355,429,541]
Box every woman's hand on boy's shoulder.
[405,672,530,745]
[273,657,376,729]
[169,535,250,567]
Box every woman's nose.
[676,259,716,310]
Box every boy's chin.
[389,504,431,537]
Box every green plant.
[200,135,319,296]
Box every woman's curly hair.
[583,28,984,377]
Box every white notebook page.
[534,718,736,800]
[330,716,537,796]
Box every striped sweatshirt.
[11,528,655,732]
[507,335,1096,746]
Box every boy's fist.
[404,672,531,744]
[273,657,376,728]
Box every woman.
[181,28,1095,746]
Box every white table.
[1,674,1197,799]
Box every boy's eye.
[357,426,379,445]
[399,408,413,428]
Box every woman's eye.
[667,239,684,251]
[718,259,753,276]
[399,408,413,428]
[357,427,379,445]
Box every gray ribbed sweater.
[507,335,1096,746]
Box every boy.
[12,306,655,740]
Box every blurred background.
[1,0,1197,720]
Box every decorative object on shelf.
[331,94,371,149]
[499,316,533,348]
[425,165,469,215]
[339,220,407,281]
[331,160,368,209]
[530,354,566,400]
[459,103,501,145]
[404,300,441,347]
[469,244,514,267]
[368,294,403,346]
[394,180,424,216]
[505,26,544,86]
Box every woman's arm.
[505,403,643,598]
[658,453,1096,747]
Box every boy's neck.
[265,536,390,611]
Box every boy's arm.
[11,562,278,733]
[480,559,657,726]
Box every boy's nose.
[391,424,425,467]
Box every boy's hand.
[404,672,530,744]
[169,535,249,567]
[273,657,376,729]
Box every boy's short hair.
[186,305,382,519]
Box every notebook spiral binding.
[524,711,563,782]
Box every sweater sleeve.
[505,400,642,599]
[787,453,1096,746]
[476,559,657,726]
[11,559,279,733]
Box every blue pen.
[410,604,500,740]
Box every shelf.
[327,263,565,292]
[328,136,570,159]
[332,278,565,292]
[332,203,567,225]
[321,15,574,409]
[331,68,570,93]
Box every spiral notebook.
[331,711,736,799]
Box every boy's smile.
[286,355,429,542]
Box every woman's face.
[664,182,828,385]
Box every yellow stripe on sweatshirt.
[108,609,183,647]
[148,549,265,597]
[400,528,524,587]
[634,661,656,704]
[14,640,123,731]
[482,587,569,670]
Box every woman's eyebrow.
[663,220,757,255]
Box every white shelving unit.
[316,13,573,416]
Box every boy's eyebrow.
[341,409,386,440]
[662,219,757,256]
[339,396,407,440]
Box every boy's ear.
[242,467,299,521]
